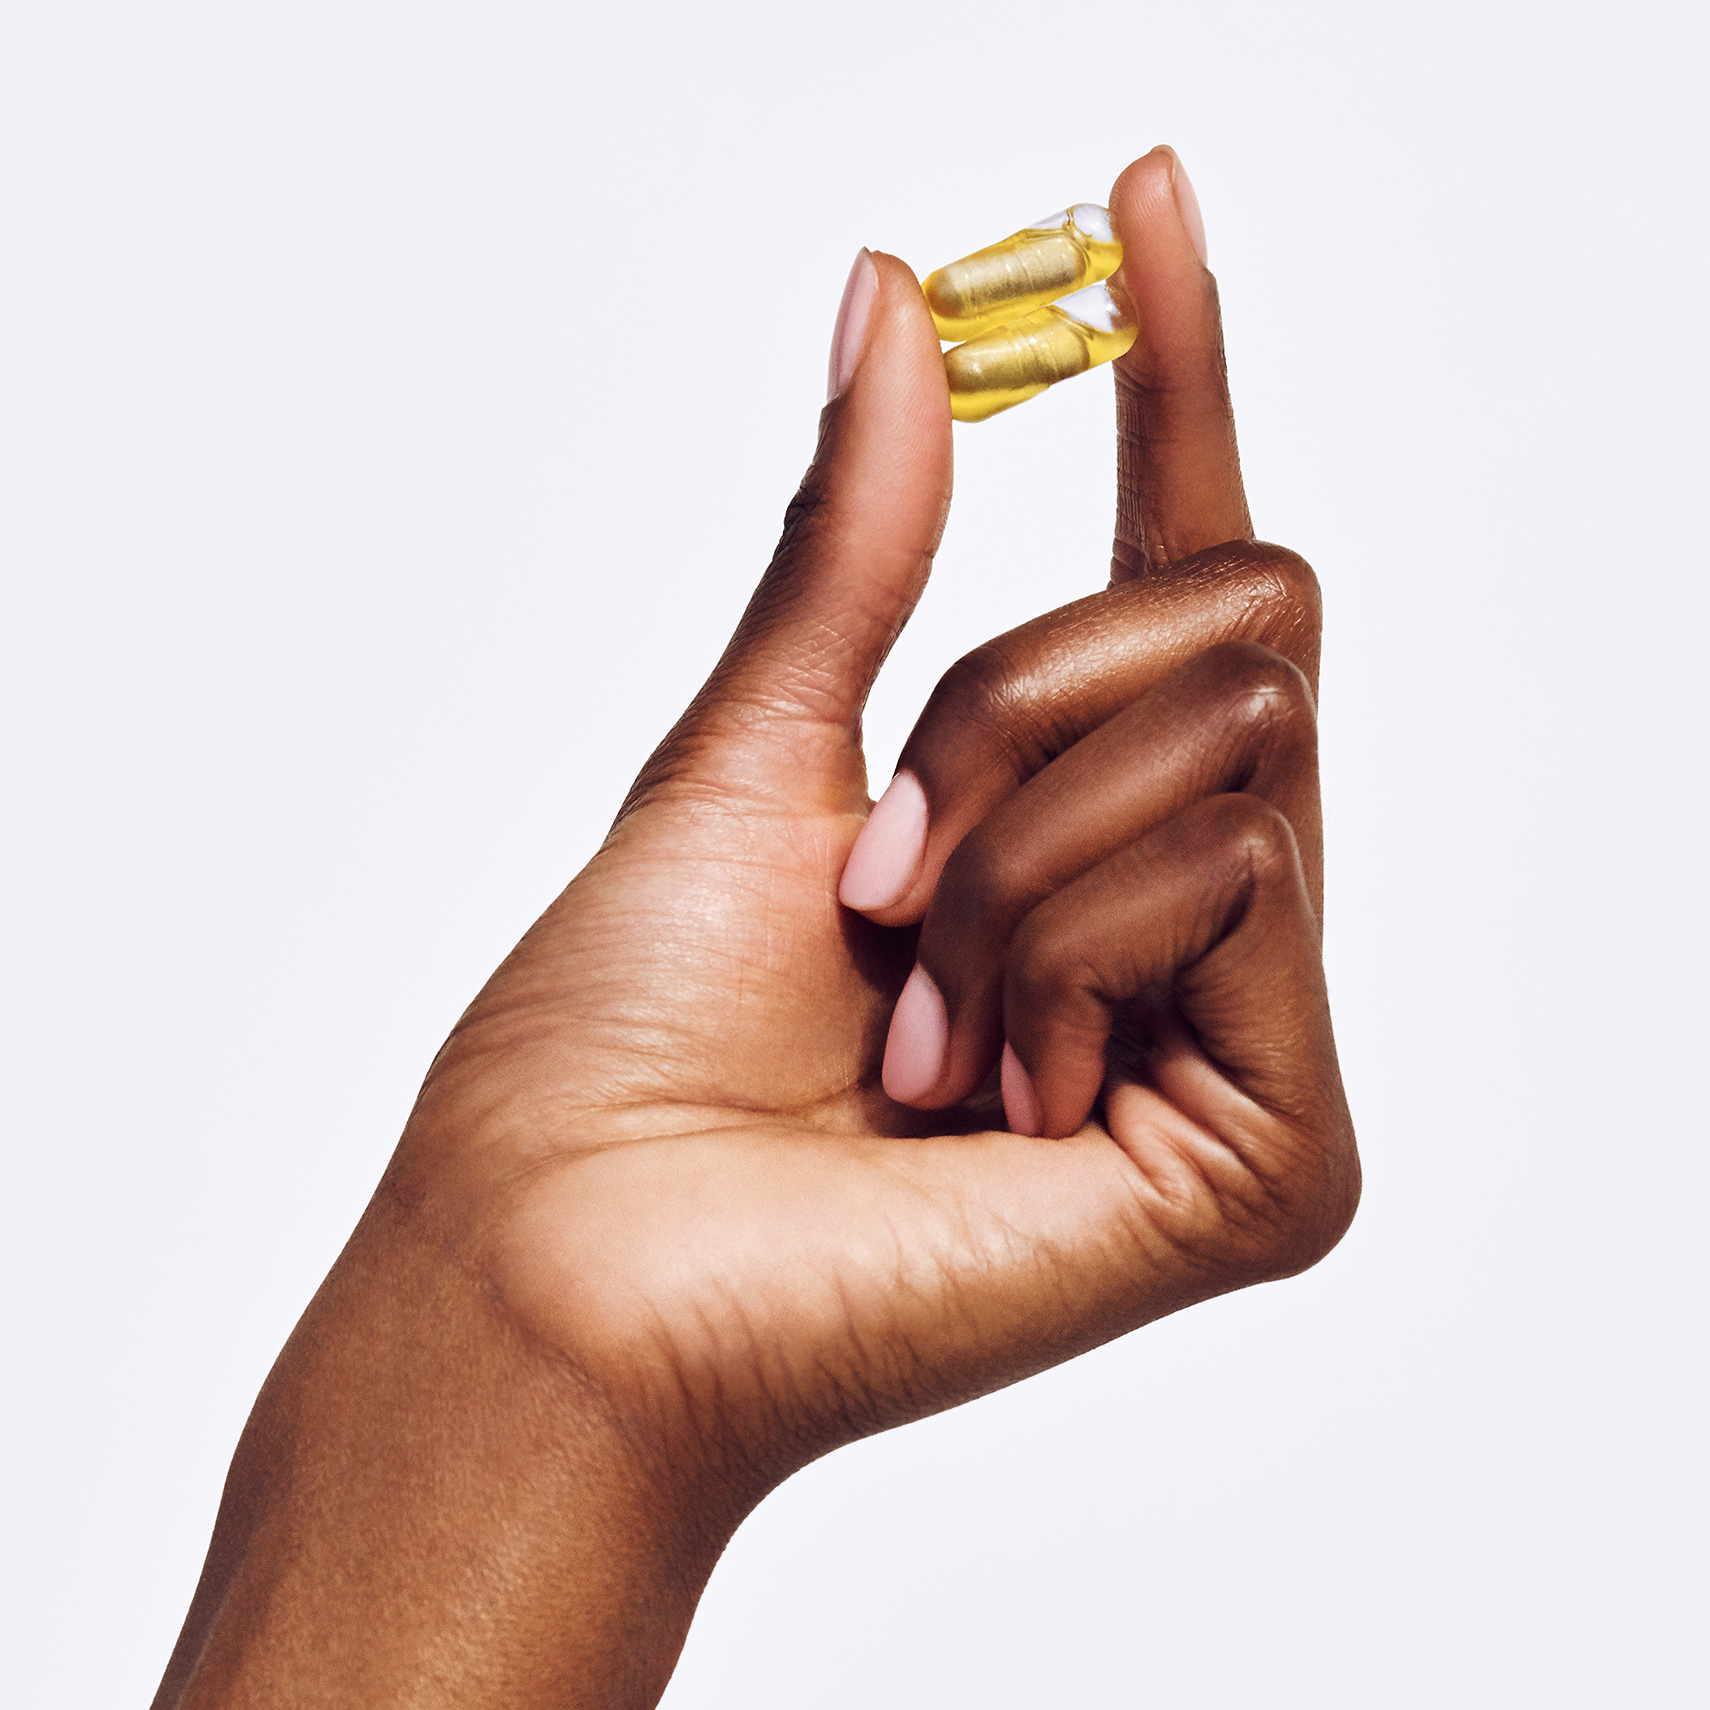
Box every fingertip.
[840,771,929,913]
[1001,1043,1043,1138]
[1168,152,1209,266]
[882,965,949,1105]
[827,249,879,403]
[866,250,949,375]
[867,250,954,443]
[820,246,952,549]
[1108,145,1222,398]
[1110,145,1204,269]
[867,246,924,291]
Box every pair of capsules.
[923,205,1136,422]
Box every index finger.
[1108,147,1252,579]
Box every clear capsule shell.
[923,204,1121,343]
[944,281,1137,423]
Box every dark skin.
[153,145,1358,1709]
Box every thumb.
[628,249,953,817]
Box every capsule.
[944,281,1137,423]
[923,204,1121,343]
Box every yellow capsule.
[922,204,1121,343]
[945,281,1137,423]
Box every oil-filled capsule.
[922,205,1121,343]
[944,280,1137,423]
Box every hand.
[155,147,1358,1710]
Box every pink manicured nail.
[882,965,948,1104]
[1001,1043,1043,1137]
[827,249,878,402]
[840,771,928,911]
[1168,152,1208,265]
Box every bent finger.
[840,542,1320,924]
[1001,794,1342,1152]
[882,643,1320,1111]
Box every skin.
[152,145,1359,1709]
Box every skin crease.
[153,146,1359,1710]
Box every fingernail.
[882,965,948,1104]
[1001,1043,1043,1137]
[827,249,878,402]
[1163,148,1209,265]
[840,771,928,911]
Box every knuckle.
[923,642,1058,778]
[1302,1156,1363,1268]
[1246,541,1321,607]
[1231,540,1321,616]
[1256,1149,1362,1281]
[1191,640,1318,731]
[1007,903,1091,1010]
[1239,543,1322,653]
[1201,792,1299,877]
[1187,540,1322,654]
[772,451,832,561]
[931,641,1016,722]
[934,824,1035,940]
[1164,1120,1361,1288]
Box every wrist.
[154,1188,736,1710]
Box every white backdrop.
[3,2,1705,1704]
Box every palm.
[416,774,1254,1463]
